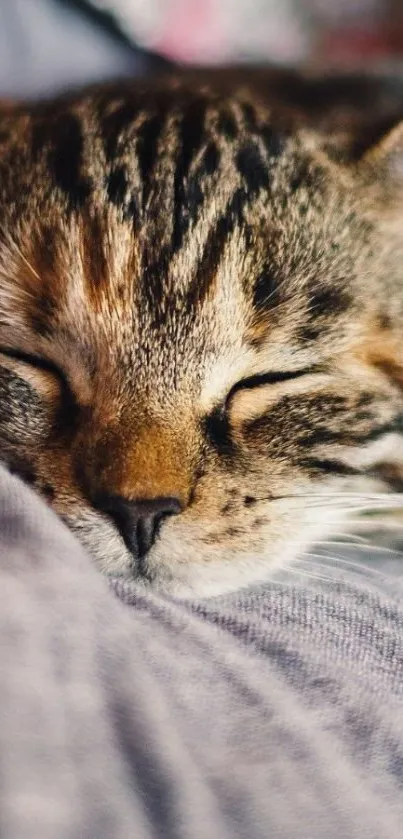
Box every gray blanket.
[0,464,403,838]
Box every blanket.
[0,463,402,838]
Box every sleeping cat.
[0,71,402,595]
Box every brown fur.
[0,71,403,594]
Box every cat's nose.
[96,494,182,558]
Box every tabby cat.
[0,71,403,595]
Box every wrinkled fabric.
[0,464,402,838]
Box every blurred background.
[1,0,403,99]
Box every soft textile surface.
[0,465,402,838]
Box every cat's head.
[0,78,402,595]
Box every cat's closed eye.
[0,348,65,381]
[0,347,68,398]
[226,366,328,424]
[205,366,324,448]
[226,366,321,402]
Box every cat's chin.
[130,541,306,598]
[129,556,279,598]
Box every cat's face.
[0,79,402,595]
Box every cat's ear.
[359,120,403,182]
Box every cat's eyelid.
[226,364,325,404]
[0,347,66,383]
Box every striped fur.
[0,74,402,594]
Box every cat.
[0,70,402,596]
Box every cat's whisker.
[304,505,403,516]
[302,517,394,530]
[313,540,403,558]
[304,548,393,567]
[343,518,403,529]
[305,507,403,521]
[282,564,339,585]
[298,492,403,500]
[287,536,400,561]
[299,552,380,572]
[314,492,399,498]
[310,497,403,508]
[316,534,369,545]
[249,492,403,505]
[299,553,394,579]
